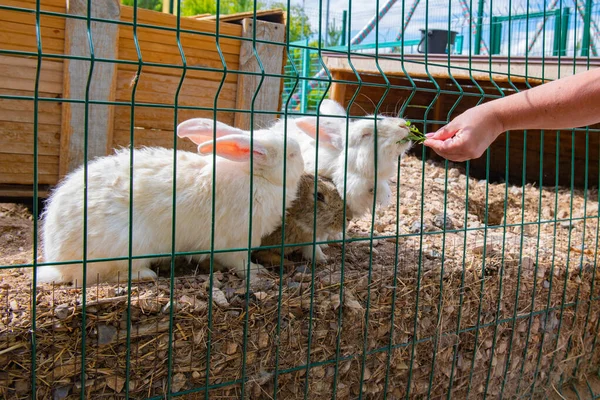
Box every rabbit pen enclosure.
[2,0,600,399]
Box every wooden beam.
[59,0,120,177]
[329,71,348,107]
[234,19,285,130]
[0,184,50,198]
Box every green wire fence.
[1,0,600,399]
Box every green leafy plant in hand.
[398,120,426,144]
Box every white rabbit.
[276,99,412,219]
[38,119,305,285]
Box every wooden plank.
[0,0,66,13]
[116,63,238,85]
[323,55,600,85]
[114,70,237,105]
[1,173,57,185]
[117,44,239,73]
[118,26,242,55]
[113,106,234,132]
[119,5,242,37]
[329,71,347,106]
[112,128,198,152]
[0,55,62,72]
[0,57,63,94]
[234,19,285,130]
[0,10,66,30]
[0,123,60,156]
[59,0,120,177]
[0,157,59,177]
[0,184,51,198]
[0,98,62,125]
[195,9,285,25]
[0,20,65,41]
[0,31,65,54]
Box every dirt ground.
[2,153,600,399]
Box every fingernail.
[425,132,435,138]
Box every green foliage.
[121,0,162,12]
[327,18,343,47]
[180,0,265,16]
[271,2,312,42]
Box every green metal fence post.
[581,0,592,56]
[301,39,310,114]
[560,7,570,56]
[491,16,502,54]
[341,10,347,46]
[552,7,570,57]
[474,0,486,55]
[553,9,561,56]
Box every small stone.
[106,375,125,393]
[253,292,268,301]
[344,293,363,313]
[288,282,301,290]
[97,324,118,345]
[211,288,229,308]
[557,209,569,219]
[225,342,238,355]
[426,249,442,259]
[224,287,237,300]
[406,191,417,200]
[560,221,575,229]
[449,168,461,178]
[543,280,550,289]
[432,214,454,230]
[410,222,423,234]
[295,265,311,274]
[171,373,187,393]
[258,331,269,349]
[53,386,70,400]
[521,256,535,272]
[54,304,70,320]
[192,371,201,380]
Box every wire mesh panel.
[1,0,600,399]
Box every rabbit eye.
[316,192,326,202]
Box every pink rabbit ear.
[295,117,343,150]
[197,134,267,163]
[177,118,247,145]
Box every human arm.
[423,67,600,162]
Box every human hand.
[423,106,504,162]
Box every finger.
[424,135,468,160]
[425,125,458,141]
[427,145,467,162]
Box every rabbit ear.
[295,117,343,150]
[197,134,267,163]
[177,118,247,145]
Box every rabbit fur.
[38,119,305,285]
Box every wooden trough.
[0,0,287,197]
[323,53,600,189]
